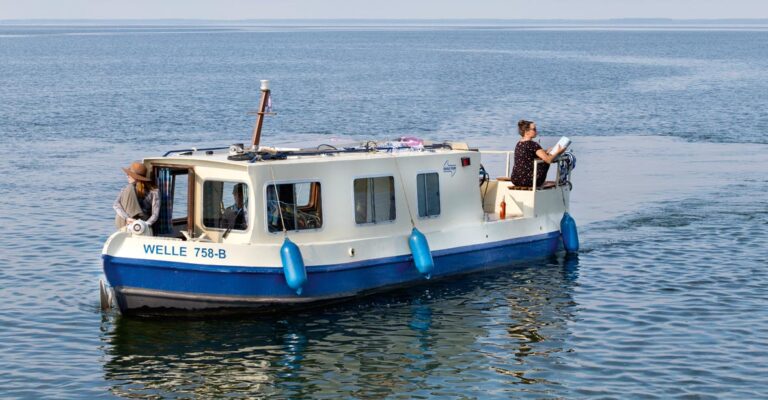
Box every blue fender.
[408,228,435,279]
[560,212,579,253]
[281,238,307,295]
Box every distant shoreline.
[1,18,768,27]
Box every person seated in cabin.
[223,183,248,230]
[113,161,159,232]
[510,120,566,188]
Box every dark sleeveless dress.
[510,140,549,187]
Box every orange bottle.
[500,200,506,220]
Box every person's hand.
[126,218,135,225]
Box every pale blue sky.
[0,0,766,20]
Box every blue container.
[281,238,307,295]
[408,228,435,279]
[560,212,579,253]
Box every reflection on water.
[102,255,579,398]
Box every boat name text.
[142,244,227,259]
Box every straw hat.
[122,161,150,182]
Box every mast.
[250,80,272,147]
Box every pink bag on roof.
[399,136,423,147]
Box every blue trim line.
[103,231,559,274]
[103,255,282,274]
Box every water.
[1,25,767,398]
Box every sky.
[0,0,766,20]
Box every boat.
[101,81,579,315]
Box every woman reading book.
[510,120,566,188]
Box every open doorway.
[153,165,195,239]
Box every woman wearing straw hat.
[113,161,159,231]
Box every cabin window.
[202,181,249,231]
[354,176,396,224]
[267,182,322,233]
[417,172,440,218]
[153,166,194,238]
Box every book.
[549,136,571,155]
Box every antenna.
[250,80,275,147]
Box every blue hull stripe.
[103,231,562,301]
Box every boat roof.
[145,140,475,167]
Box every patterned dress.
[510,140,550,187]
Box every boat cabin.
[142,142,466,243]
[136,141,565,246]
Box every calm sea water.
[0,25,767,398]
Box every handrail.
[478,150,515,177]
[479,149,566,192]
[163,147,229,157]
[163,142,457,159]
[534,156,566,191]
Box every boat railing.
[478,150,572,219]
[161,142,460,159]
[479,150,515,177]
[163,147,229,157]
[479,150,569,191]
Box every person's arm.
[145,189,160,226]
[536,145,565,164]
[113,186,132,222]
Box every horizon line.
[2,17,768,23]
